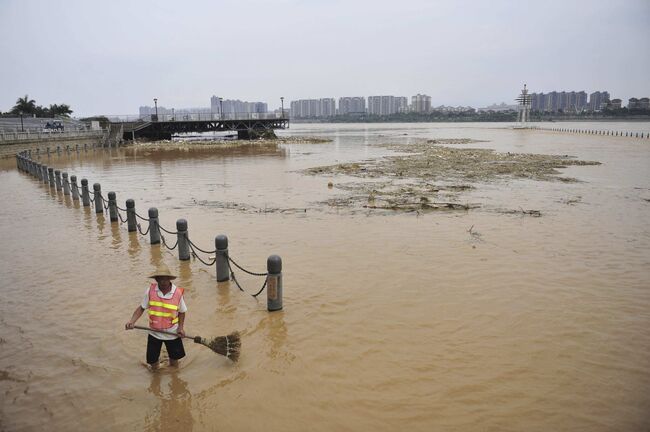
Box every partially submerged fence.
[15,148,283,312]
[541,127,650,138]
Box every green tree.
[11,94,37,115]
[49,103,73,117]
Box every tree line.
[0,94,73,118]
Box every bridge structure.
[111,112,289,141]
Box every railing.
[0,129,105,143]
[108,111,288,122]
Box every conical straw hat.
[149,263,177,279]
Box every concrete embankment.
[0,131,105,158]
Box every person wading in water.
[125,264,187,369]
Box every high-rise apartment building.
[367,96,408,115]
[290,98,336,118]
[530,91,588,112]
[338,97,366,115]
[588,91,610,111]
[210,96,268,114]
[411,94,432,113]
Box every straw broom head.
[194,331,241,362]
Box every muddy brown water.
[1,122,649,431]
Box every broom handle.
[131,325,197,340]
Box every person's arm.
[125,306,145,330]
[177,312,185,337]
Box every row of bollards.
[548,128,649,138]
[15,150,283,312]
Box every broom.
[132,325,240,362]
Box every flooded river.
[1,122,649,431]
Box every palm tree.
[49,103,73,117]
[11,94,37,115]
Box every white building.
[410,94,432,113]
[290,98,336,118]
[210,96,268,115]
[338,97,366,115]
[367,96,408,115]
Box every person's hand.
[125,321,134,330]
[177,327,185,338]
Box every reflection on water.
[0,123,649,431]
[145,371,194,432]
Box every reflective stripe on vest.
[147,283,184,330]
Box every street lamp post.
[153,98,158,121]
[172,108,175,121]
[219,98,224,120]
[280,97,284,118]
[19,112,24,132]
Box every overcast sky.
[1,0,649,116]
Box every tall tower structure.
[515,84,532,127]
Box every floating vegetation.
[303,138,601,213]
[190,199,307,215]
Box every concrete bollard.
[215,235,230,282]
[57,146,61,154]
[70,175,79,200]
[176,219,190,260]
[48,168,55,187]
[267,255,283,312]
[55,170,62,191]
[84,143,87,151]
[126,199,137,232]
[75,144,79,152]
[93,183,103,214]
[108,192,118,222]
[35,163,42,180]
[81,179,90,206]
[42,165,48,184]
[148,208,161,244]
[47,147,50,156]
[62,172,71,196]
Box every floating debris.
[302,138,600,212]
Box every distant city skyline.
[134,88,644,119]
[3,1,647,117]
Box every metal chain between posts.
[158,224,178,235]
[160,234,178,251]
[187,240,216,267]
[135,212,150,222]
[116,204,128,212]
[227,256,268,277]
[227,259,268,298]
[136,223,150,236]
[117,211,128,224]
[186,237,216,255]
